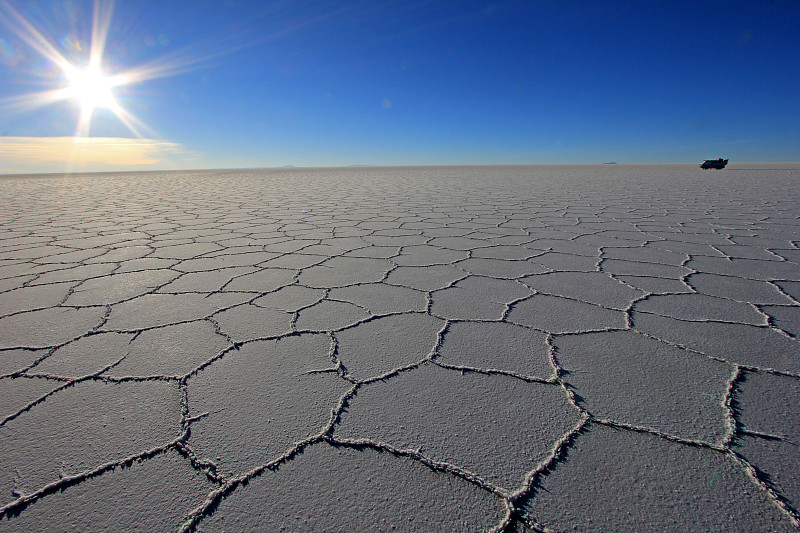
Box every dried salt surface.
[0,307,107,349]
[507,293,626,333]
[601,245,688,265]
[27,331,133,377]
[150,242,224,260]
[601,257,691,278]
[733,370,800,511]
[0,375,64,420]
[686,255,800,280]
[522,424,796,532]
[295,299,371,331]
[733,435,800,516]
[343,245,398,258]
[455,257,550,279]
[392,244,469,266]
[687,272,795,304]
[0,275,35,293]
[27,262,117,284]
[0,349,45,376]
[762,305,800,338]
[176,252,280,272]
[186,336,351,477]
[0,451,214,533]
[632,311,800,373]
[102,292,250,331]
[335,364,581,492]
[336,314,445,380]
[211,303,292,342]
[777,281,800,302]
[437,321,553,379]
[735,371,799,442]
[472,244,539,260]
[0,380,181,506]
[114,256,178,273]
[520,271,645,309]
[1,164,800,531]
[196,443,505,532]
[64,269,181,306]
[328,282,427,314]
[105,321,231,378]
[523,238,598,256]
[220,267,295,292]
[554,330,731,443]
[252,285,325,312]
[635,293,766,324]
[83,244,151,263]
[532,251,598,271]
[298,256,392,288]
[156,266,258,293]
[256,252,327,269]
[0,282,75,315]
[612,274,693,294]
[431,276,531,320]
[385,264,466,291]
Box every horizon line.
[3,161,800,178]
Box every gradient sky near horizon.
[1,0,798,174]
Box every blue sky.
[1,0,798,173]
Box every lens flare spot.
[0,38,20,66]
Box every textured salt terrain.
[1,163,799,532]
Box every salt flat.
[1,164,799,532]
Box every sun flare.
[64,64,119,112]
[1,0,252,141]
[0,1,159,138]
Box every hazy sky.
[1,0,798,173]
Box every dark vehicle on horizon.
[701,158,729,169]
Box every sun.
[0,1,151,137]
[1,0,254,139]
[63,64,119,112]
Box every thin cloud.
[0,136,192,173]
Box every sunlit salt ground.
[1,163,799,532]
